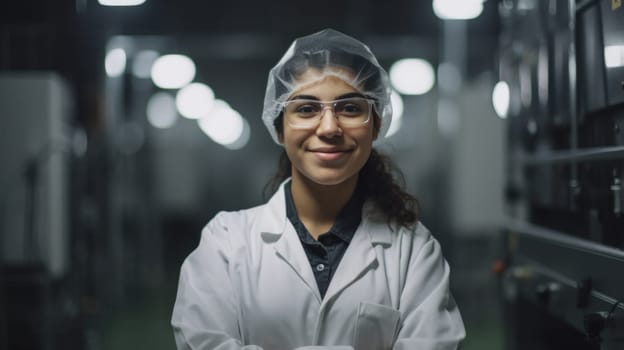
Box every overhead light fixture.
[492,81,510,119]
[223,118,250,150]
[604,45,624,68]
[175,83,215,119]
[105,48,126,77]
[433,0,484,20]
[151,54,196,89]
[198,100,248,149]
[389,58,435,95]
[98,0,146,6]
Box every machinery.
[0,73,75,350]
[498,0,624,348]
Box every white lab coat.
[172,182,465,350]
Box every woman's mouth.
[309,147,353,161]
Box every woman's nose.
[315,107,343,137]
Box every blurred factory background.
[1,0,623,349]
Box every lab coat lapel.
[272,225,322,302]
[259,180,322,303]
[323,203,393,304]
[322,218,377,303]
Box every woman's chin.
[296,169,358,188]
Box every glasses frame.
[281,97,375,129]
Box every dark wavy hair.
[265,114,420,230]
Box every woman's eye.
[296,104,319,115]
[340,104,362,114]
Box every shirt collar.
[284,181,364,243]
[259,178,394,247]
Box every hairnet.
[262,28,393,145]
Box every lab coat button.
[316,263,325,272]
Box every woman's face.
[278,68,377,187]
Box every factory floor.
[100,287,176,350]
[452,234,505,350]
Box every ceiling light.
[151,54,196,89]
[98,0,146,6]
[492,81,510,119]
[433,0,484,20]
[198,101,245,147]
[175,83,215,119]
[605,45,624,68]
[105,48,126,77]
[224,118,250,150]
[389,58,435,95]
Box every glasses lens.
[285,100,322,118]
[284,100,322,128]
[284,98,371,128]
[334,98,371,125]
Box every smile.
[309,147,353,161]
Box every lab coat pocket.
[352,302,401,350]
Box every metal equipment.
[499,0,624,348]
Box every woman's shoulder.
[203,205,260,231]
[363,210,435,251]
[200,203,268,243]
[395,220,433,243]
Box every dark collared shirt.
[285,182,364,299]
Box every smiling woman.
[171,28,466,350]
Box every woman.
[172,28,465,350]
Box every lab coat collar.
[259,179,394,245]
[258,179,395,305]
[361,201,394,245]
[258,179,290,242]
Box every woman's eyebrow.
[289,92,367,101]
[288,94,319,101]
[335,92,366,100]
